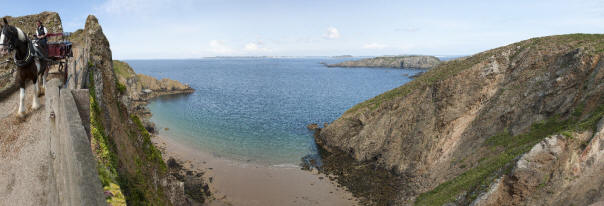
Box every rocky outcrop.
[316,34,604,205]
[137,74,192,92]
[113,60,193,103]
[327,55,440,69]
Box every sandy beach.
[152,133,359,206]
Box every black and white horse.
[0,18,48,118]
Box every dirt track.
[0,83,53,206]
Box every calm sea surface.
[126,58,422,166]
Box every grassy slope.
[346,34,604,116]
[409,34,604,205]
[113,60,136,80]
[324,34,604,205]
[415,103,604,205]
[112,60,134,94]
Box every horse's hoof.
[16,112,25,119]
[32,104,41,110]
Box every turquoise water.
[126,58,422,165]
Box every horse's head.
[0,18,18,55]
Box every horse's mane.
[2,24,26,43]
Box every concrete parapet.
[71,89,91,141]
[46,78,105,205]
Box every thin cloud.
[323,26,340,39]
[209,40,233,54]
[395,27,420,32]
[98,0,184,15]
[363,43,387,49]
[99,0,146,14]
[244,41,271,52]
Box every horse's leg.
[32,77,40,110]
[17,87,25,117]
[42,61,48,89]
[40,67,47,95]
[35,59,46,95]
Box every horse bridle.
[0,26,34,67]
[0,27,16,52]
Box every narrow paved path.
[0,83,53,206]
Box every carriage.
[44,32,72,81]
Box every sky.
[1,0,603,59]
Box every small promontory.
[113,60,194,102]
[327,55,441,69]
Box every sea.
[126,57,427,166]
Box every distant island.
[327,55,441,69]
[332,55,354,58]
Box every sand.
[152,134,359,206]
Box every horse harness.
[14,40,35,67]
[1,27,38,68]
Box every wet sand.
[152,134,359,206]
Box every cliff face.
[82,16,208,205]
[473,120,604,206]
[327,55,441,69]
[316,34,604,205]
[83,15,179,205]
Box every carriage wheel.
[63,60,68,83]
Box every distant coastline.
[326,55,441,69]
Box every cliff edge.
[316,34,604,205]
[327,55,441,69]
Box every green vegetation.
[113,60,136,80]
[113,60,135,95]
[345,53,484,114]
[90,67,170,205]
[116,81,127,95]
[415,102,604,206]
[345,34,604,116]
[89,70,126,205]
[131,115,167,173]
[105,183,127,205]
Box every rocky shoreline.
[301,126,411,205]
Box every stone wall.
[45,78,105,205]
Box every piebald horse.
[0,18,48,118]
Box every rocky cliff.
[79,15,206,205]
[315,34,604,205]
[327,55,441,69]
[472,120,604,206]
